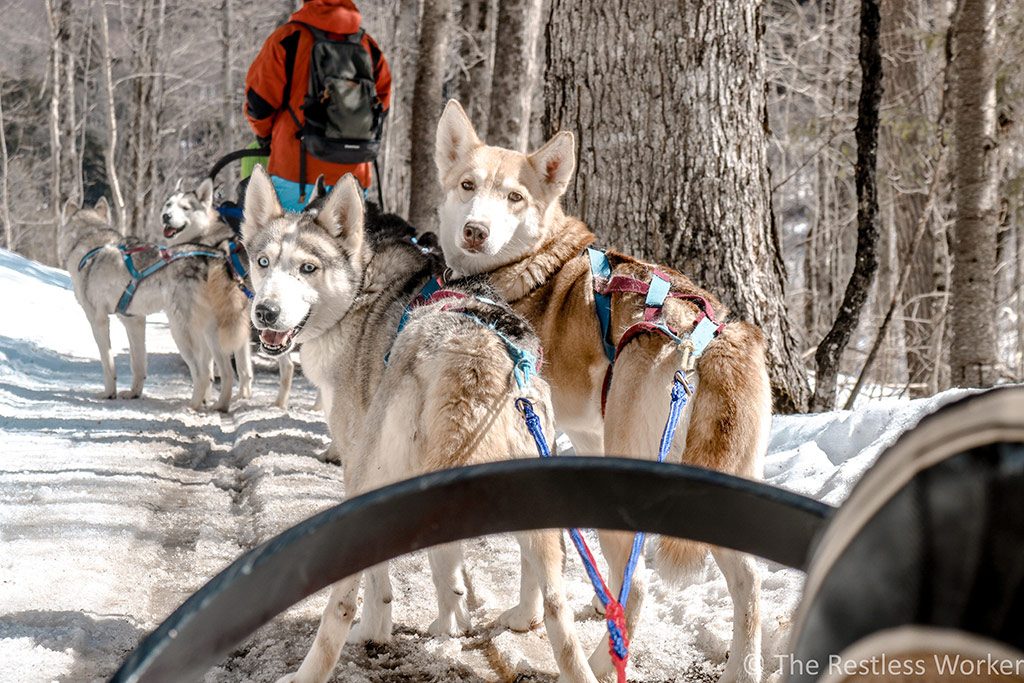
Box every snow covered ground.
[0,248,972,682]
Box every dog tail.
[656,319,772,583]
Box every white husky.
[241,166,598,683]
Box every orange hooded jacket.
[244,0,392,190]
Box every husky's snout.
[462,221,489,252]
[254,300,280,327]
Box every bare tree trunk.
[407,0,452,231]
[381,0,420,217]
[811,0,883,411]
[880,0,938,396]
[949,0,999,387]
[60,0,80,204]
[457,0,496,138]
[46,0,63,248]
[0,81,11,251]
[486,0,543,151]
[96,0,126,233]
[221,0,236,188]
[545,0,810,412]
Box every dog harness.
[387,277,540,390]
[225,239,254,300]
[586,247,724,414]
[78,242,224,315]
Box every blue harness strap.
[226,240,254,300]
[587,247,616,362]
[458,311,539,389]
[115,244,224,315]
[385,276,443,364]
[77,246,106,272]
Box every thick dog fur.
[58,198,217,408]
[161,178,295,409]
[241,166,598,683]
[434,100,772,683]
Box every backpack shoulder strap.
[279,23,303,128]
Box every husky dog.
[58,198,218,407]
[160,178,295,409]
[242,166,598,683]
[433,101,772,683]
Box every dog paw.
[317,445,341,465]
[497,604,542,632]
[348,621,391,645]
[427,615,470,638]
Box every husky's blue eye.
[300,263,317,274]
[257,256,269,268]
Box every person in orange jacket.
[244,0,391,212]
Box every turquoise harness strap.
[386,280,540,389]
[115,244,224,315]
[385,276,443,364]
[457,311,539,390]
[587,247,616,362]
[78,246,106,272]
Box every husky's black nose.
[462,221,489,250]
[254,301,281,326]
[161,212,172,224]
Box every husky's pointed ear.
[174,177,183,193]
[528,131,576,199]
[93,196,111,221]
[435,99,482,181]
[316,174,364,254]
[196,178,214,208]
[61,198,79,223]
[242,165,283,243]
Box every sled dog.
[433,100,772,683]
[58,198,220,408]
[242,166,598,683]
[161,178,295,409]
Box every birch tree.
[486,0,543,151]
[949,0,1000,386]
[407,0,451,231]
[96,0,126,233]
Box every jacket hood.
[291,0,362,35]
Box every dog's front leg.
[277,573,361,683]
[123,316,147,398]
[498,539,543,632]
[521,529,599,683]
[348,562,393,644]
[87,311,117,399]
[275,352,294,409]
[427,542,472,637]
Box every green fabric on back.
[240,140,268,180]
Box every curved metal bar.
[207,146,271,182]
[110,457,834,683]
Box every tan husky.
[241,167,598,683]
[433,100,772,683]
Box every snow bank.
[0,248,972,681]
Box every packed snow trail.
[0,249,970,682]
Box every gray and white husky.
[241,165,598,683]
[58,197,218,407]
[160,178,295,409]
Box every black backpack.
[281,23,385,190]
